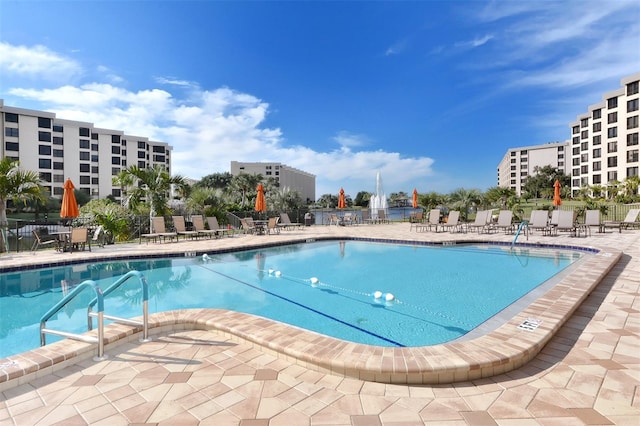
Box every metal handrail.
[40,280,106,359]
[87,270,150,342]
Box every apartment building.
[497,141,569,196]
[0,100,172,203]
[230,161,316,204]
[569,72,640,195]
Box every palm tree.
[229,173,262,209]
[449,188,482,221]
[623,175,640,200]
[120,165,187,229]
[0,158,44,252]
[112,169,135,207]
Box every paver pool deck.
[0,222,638,425]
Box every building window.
[607,97,618,109]
[53,174,64,183]
[628,132,639,146]
[580,153,589,162]
[593,148,601,158]
[607,112,617,124]
[38,117,51,128]
[572,168,580,177]
[153,155,165,162]
[572,178,581,187]
[153,146,165,153]
[628,98,639,112]
[92,133,98,140]
[112,188,121,197]
[607,157,618,167]
[112,157,120,165]
[608,127,617,138]
[607,171,617,182]
[79,152,90,161]
[581,130,588,139]
[79,127,90,137]
[53,149,64,157]
[572,158,580,166]
[628,81,639,96]
[91,143,98,151]
[572,136,580,145]
[627,115,639,129]
[38,159,51,169]
[593,122,601,132]
[138,151,146,159]
[92,166,99,174]
[572,147,580,155]
[592,108,602,119]
[53,136,63,145]
[79,139,90,149]
[112,167,121,175]
[80,164,90,172]
[628,150,639,163]
[79,176,90,185]
[38,145,51,155]
[592,174,601,184]
[138,161,146,168]
[112,146,121,154]
[92,177,99,185]
[39,172,52,182]
[53,162,64,170]
[4,113,18,123]
[137,141,146,149]
[593,161,601,171]
[5,141,19,151]
[581,142,589,151]
[38,131,51,142]
[112,135,121,144]
[91,155,99,163]
[580,165,589,174]
[608,141,617,153]
[628,167,639,177]
[580,118,588,128]
[53,124,63,132]
[5,127,18,137]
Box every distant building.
[568,72,640,195]
[230,161,316,204]
[497,142,569,196]
[0,100,172,203]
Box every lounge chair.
[207,216,232,237]
[191,215,218,239]
[582,210,602,236]
[31,229,58,251]
[240,217,257,234]
[342,212,356,225]
[377,209,389,224]
[549,210,577,236]
[361,209,375,224]
[68,227,89,252]
[91,225,105,247]
[415,209,440,232]
[327,213,340,226]
[267,217,280,234]
[436,210,461,233]
[279,213,302,230]
[409,211,424,231]
[141,217,178,243]
[172,216,199,240]
[492,210,514,234]
[602,208,640,233]
[466,210,491,233]
[528,210,550,235]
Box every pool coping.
[0,237,622,388]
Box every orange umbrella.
[412,188,418,209]
[255,183,266,212]
[553,180,562,207]
[338,188,346,209]
[60,178,79,219]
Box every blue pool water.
[0,240,585,358]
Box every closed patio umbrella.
[553,180,562,207]
[255,183,266,213]
[60,178,79,224]
[338,188,346,209]
[412,188,418,209]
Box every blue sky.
[1,1,639,199]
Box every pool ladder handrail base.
[40,271,149,359]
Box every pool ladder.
[511,220,529,247]
[40,270,150,360]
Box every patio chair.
[436,210,461,233]
[327,213,340,226]
[191,215,218,239]
[582,210,602,236]
[279,212,302,230]
[207,216,232,237]
[172,216,199,240]
[377,210,389,223]
[141,217,178,243]
[550,210,577,236]
[361,209,375,224]
[602,208,640,233]
[31,229,58,251]
[68,227,89,252]
[465,210,491,233]
[528,210,551,235]
[91,225,105,247]
[342,212,356,225]
[240,218,257,234]
[491,210,514,234]
[415,209,440,232]
[409,211,424,231]
[267,217,280,234]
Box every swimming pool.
[0,240,587,359]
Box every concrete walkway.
[1,223,638,425]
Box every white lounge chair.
[583,210,602,236]
[492,210,514,234]
[279,213,302,229]
[207,216,231,237]
[602,208,640,233]
[141,217,178,243]
[191,215,218,239]
[528,210,550,235]
[172,216,199,240]
[466,210,490,233]
[437,210,461,233]
[415,209,440,232]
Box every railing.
[511,221,529,247]
[40,270,149,360]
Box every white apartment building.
[230,161,316,204]
[569,72,640,195]
[0,100,172,203]
[497,141,569,196]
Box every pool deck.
[1,223,638,425]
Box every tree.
[316,193,338,208]
[112,170,135,206]
[120,165,187,228]
[417,191,444,210]
[229,173,262,208]
[353,191,370,207]
[623,175,640,200]
[449,188,482,221]
[484,186,516,209]
[0,158,44,252]
[522,165,570,199]
[195,172,233,190]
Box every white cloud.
[455,34,493,49]
[332,131,369,148]
[0,41,82,81]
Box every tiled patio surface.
[1,222,638,425]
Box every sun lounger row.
[141,215,231,243]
